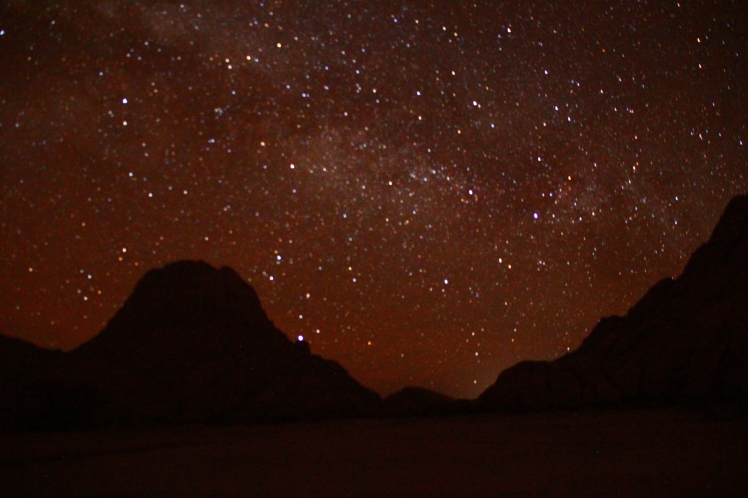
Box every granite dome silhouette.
[1,261,380,429]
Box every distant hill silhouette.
[0,261,380,430]
[479,194,748,411]
[381,386,471,417]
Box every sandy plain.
[1,409,746,497]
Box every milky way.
[1,1,746,397]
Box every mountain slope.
[478,194,748,411]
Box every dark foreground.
[1,409,746,497]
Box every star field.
[1,1,746,397]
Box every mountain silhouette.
[479,194,748,411]
[0,261,380,429]
[4,195,748,430]
[381,386,472,417]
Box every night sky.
[1,1,746,398]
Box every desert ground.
[1,409,746,497]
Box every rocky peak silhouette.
[108,261,270,328]
[72,260,290,363]
[1,261,381,429]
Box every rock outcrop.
[479,194,748,411]
[0,261,381,430]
